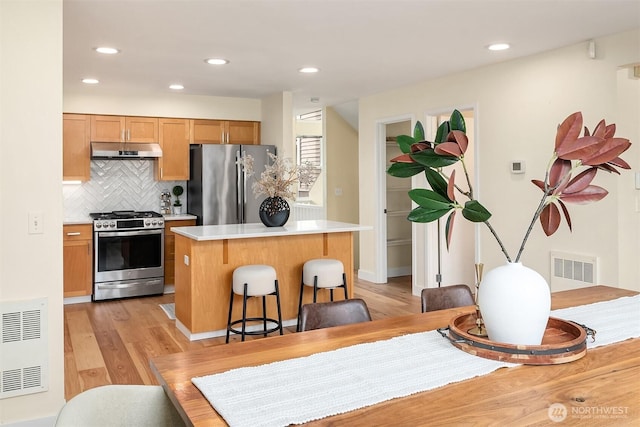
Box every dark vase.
[259,196,290,227]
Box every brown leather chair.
[299,298,372,332]
[421,284,475,313]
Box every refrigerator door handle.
[236,151,244,223]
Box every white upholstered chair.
[54,384,185,427]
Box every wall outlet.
[28,212,43,234]
[184,255,189,266]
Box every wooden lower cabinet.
[63,224,93,297]
[164,219,196,285]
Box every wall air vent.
[0,298,48,399]
[550,252,598,292]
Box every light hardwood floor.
[64,275,420,400]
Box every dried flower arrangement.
[387,110,632,263]
[243,152,318,200]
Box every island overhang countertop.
[171,219,372,241]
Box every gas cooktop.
[90,210,163,220]
[90,210,164,230]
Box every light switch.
[635,172,640,190]
[335,187,343,196]
[184,255,190,266]
[28,212,43,234]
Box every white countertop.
[63,218,93,225]
[171,220,372,241]
[163,214,197,221]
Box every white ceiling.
[64,0,640,121]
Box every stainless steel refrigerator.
[188,144,277,225]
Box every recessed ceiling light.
[488,43,510,51]
[205,58,229,65]
[169,84,184,90]
[82,78,99,84]
[95,47,119,54]
[299,67,319,73]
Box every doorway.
[385,121,413,279]
[374,109,477,296]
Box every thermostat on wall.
[510,160,526,174]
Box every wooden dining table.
[150,285,639,426]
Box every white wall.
[0,0,64,424]
[64,92,261,121]
[260,91,294,157]
[616,67,640,289]
[325,106,360,266]
[359,30,640,291]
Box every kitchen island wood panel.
[172,220,369,339]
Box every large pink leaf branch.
[514,112,631,262]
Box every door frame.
[374,114,416,284]
[419,105,481,294]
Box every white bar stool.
[226,264,283,343]
[297,258,348,331]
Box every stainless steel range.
[90,210,165,301]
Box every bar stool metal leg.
[297,277,305,332]
[275,279,283,335]
[343,273,348,299]
[226,285,235,343]
[241,283,249,341]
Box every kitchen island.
[171,220,371,340]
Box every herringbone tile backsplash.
[63,160,185,219]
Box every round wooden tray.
[440,313,591,365]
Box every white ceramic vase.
[477,262,551,345]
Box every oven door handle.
[97,279,163,289]
[97,229,163,238]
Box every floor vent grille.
[0,298,48,399]
[550,252,598,291]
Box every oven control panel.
[94,218,164,230]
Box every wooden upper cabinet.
[63,114,91,181]
[126,116,159,142]
[190,119,224,144]
[157,118,190,181]
[190,119,260,145]
[227,120,260,145]
[90,115,158,143]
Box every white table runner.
[192,294,640,427]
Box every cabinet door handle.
[66,232,81,236]
[127,129,131,141]
[120,129,125,142]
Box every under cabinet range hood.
[91,142,162,159]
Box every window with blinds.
[296,110,323,198]
[296,136,322,198]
